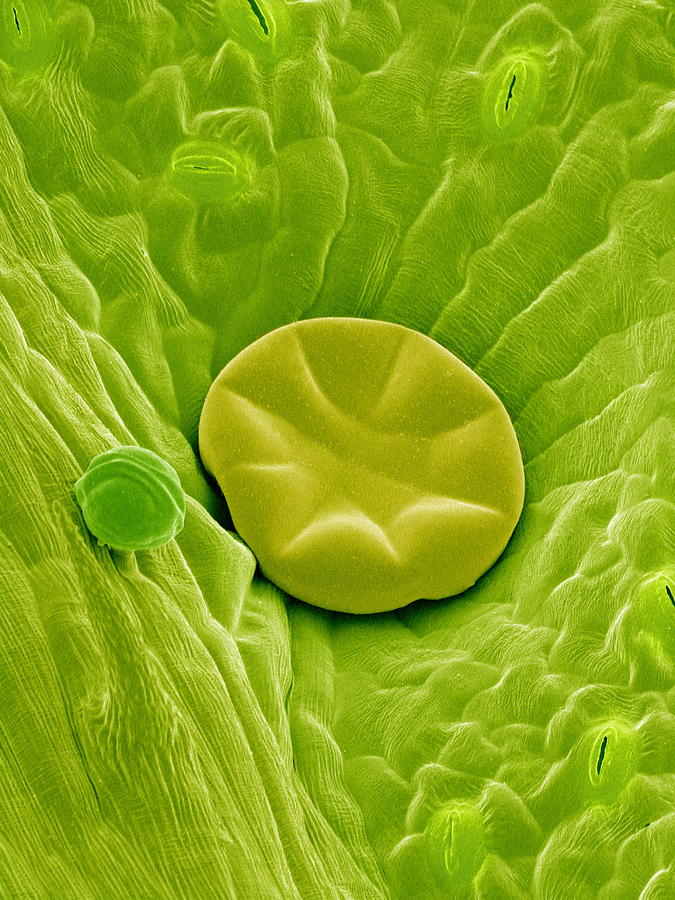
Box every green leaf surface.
[0,0,673,897]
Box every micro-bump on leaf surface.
[0,0,674,898]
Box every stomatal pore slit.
[505,74,516,110]
[596,735,608,776]
[246,0,268,35]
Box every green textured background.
[0,0,674,897]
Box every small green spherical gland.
[75,446,186,552]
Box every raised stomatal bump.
[1,0,55,69]
[621,572,675,691]
[218,0,292,63]
[424,802,486,888]
[585,721,637,801]
[482,51,546,142]
[167,140,252,204]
